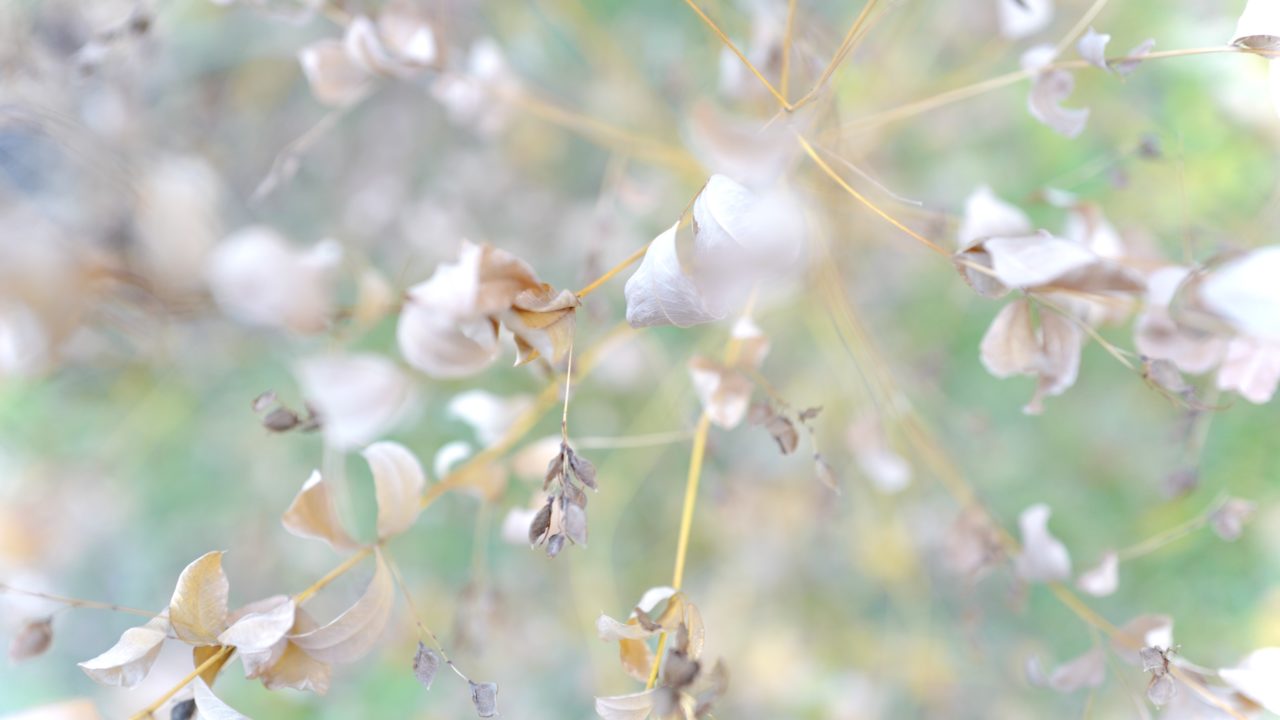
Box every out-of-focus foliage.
[3,0,1280,718]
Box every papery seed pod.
[170,699,196,720]
[569,450,597,490]
[563,482,587,509]
[662,651,700,689]
[251,390,278,413]
[545,533,565,558]
[634,606,660,632]
[528,499,553,546]
[9,617,53,661]
[413,641,440,689]
[469,681,499,718]
[263,407,301,432]
[563,503,587,546]
[544,447,566,490]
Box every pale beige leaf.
[295,354,418,452]
[1113,615,1173,658]
[469,681,499,718]
[957,185,1031,249]
[596,614,656,642]
[1076,27,1110,70]
[206,227,341,334]
[362,441,427,539]
[595,690,656,720]
[255,608,330,694]
[984,232,1097,290]
[192,677,249,720]
[1076,551,1119,597]
[218,597,296,653]
[77,614,169,688]
[169,551,230,646]
[1220,647,1280,713]
[282,470,358,551]
[980,299,1039,378]
[1023,46,1089,138]
[1134,266,1226,374]
[1232,0,1280,49]
[730,316,770,369]
[290,551,395,663]
[1200,246,1280,342]
[1048,647,1106,693]
[1216,338,1280,404]
[684,602,706,661]
[624,223,725,329]
[998,0,1053,39]
[688,356,753,429]
[1013,504,1071,583]
[447,391,534,446]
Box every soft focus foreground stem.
[127,646,234,720]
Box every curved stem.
[577,244,648,299]
[0,583,156,619]
[682,0,793,110]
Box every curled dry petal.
[193,677,249,720]
[78,614,170,688]
[980,298,1084,414]
[253,606,330,693]
[363,441,427,539]
[956,185,1032,250]
[1220,647,1280,713]
[1013,503,1071,583]
[218,596,296,654]
[1200,246,1280,343]
[1076,27,1111,70]
[1216,338,1280,404]
[1113,39,1155,77]
[290,551,395,663]
[1048,647,1106,693]
[624,222,726,329]
[9,617,53,661]
[1023,45,1090,138]
[169,551,230,646]
[501,286,580,366]
[1232,0,1280,49]
[282,470,358,551]
[688,356,753,429]
[295,354,418,452]
[1135,267,1226,374]
[206,227,341,334]
[997,0,1053,40]
[731,316,771,369]
[595,690,656,720]
[1113,615,1173,657]
[1210,498,1257,541]
[1076,551,1119,597]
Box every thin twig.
[682,0,793,110]
[0,583,156,619]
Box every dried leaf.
[564,502,588,546]
[290,551,395,663]
[624,222,726,329]
[1220,647,1280,713]
[1076,27,1110,70]
[448,391,534,447]
[78,614,170,688]
[1048,646,1106,693]
[1113,615,1174,657]
[1216,338,1280,404]
[1076,551,1119,597]
[192,677,249,720]
[1134,266,1226,374]
[813,454,840,494]
[956,185,1032,250]
[1023,46,1089,138]
[362,441,427,539]
[730,316,771,369]
[982,232,1141,292]
[206,227,341,334]
[501,286,580,366]
[1113,39,1155,77]
[662,651,701,689]
[412,641,440,689]
[9,617,53,662]
[595,690,656,720]
[169,551,230,646]
[192,645,232,686]
[282,471,358,551]
[469,681,499,718]
[688,356,753,429]
[296,354,418,452]
[1201,246,1280,343]
[998,0,1053,40]
[980,299,1039,378]
[1013,504,1071,583]
[528,499,554,546]
[1232,0,1280,49]
[218,597,296,653]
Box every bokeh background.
[2,0,1279,718]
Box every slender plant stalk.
[791,0,880,109]
[293,545,375,604]
[780,0,799,99]
[577,244,649,299]
[384,551,471,682]
[1051,0,1113,58]
[0,583,156,619]
[127,646,235,720]
[682,0,793,110]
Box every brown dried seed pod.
[528,499,554,546]
[568,450,598,489]
[563,503,588,546]
[544,447,566,490]
[262,407,301,432]
[662,650,700,689]
[545,533,566,558]
[170,698,196,720]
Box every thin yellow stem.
[670,413,713,592]
[577,243,649,298]
[683,0,793,110]
[795,133,948,255]
[780,0,799,100]
[293,545,375,605]
[384,551,471,683]
[1051,0,1112,58]
[127,646,235,720]
[0,583,156,619]
[792,0,879,109]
